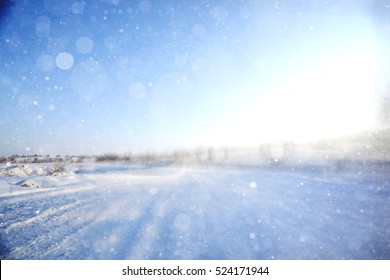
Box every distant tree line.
[372,87,390,155]
[0,154,85,164]
[95,154,131,162]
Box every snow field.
[0,163,389,259]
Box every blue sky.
[0,0,389,156]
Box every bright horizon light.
[204,48,380,147]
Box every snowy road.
[1,163,389,259]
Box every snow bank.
[0,164,72,177]
[15,179,41,188]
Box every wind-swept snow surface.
[0,163,389,259]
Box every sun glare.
[206,50,379,147]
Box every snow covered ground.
[0,161,389,260]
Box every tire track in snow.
[41,197,152,259]
[36,170,187,259]
[124,191,174,259]
[1,190,104,259]
[5,202,80,233]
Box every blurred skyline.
[1,0,390,156]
